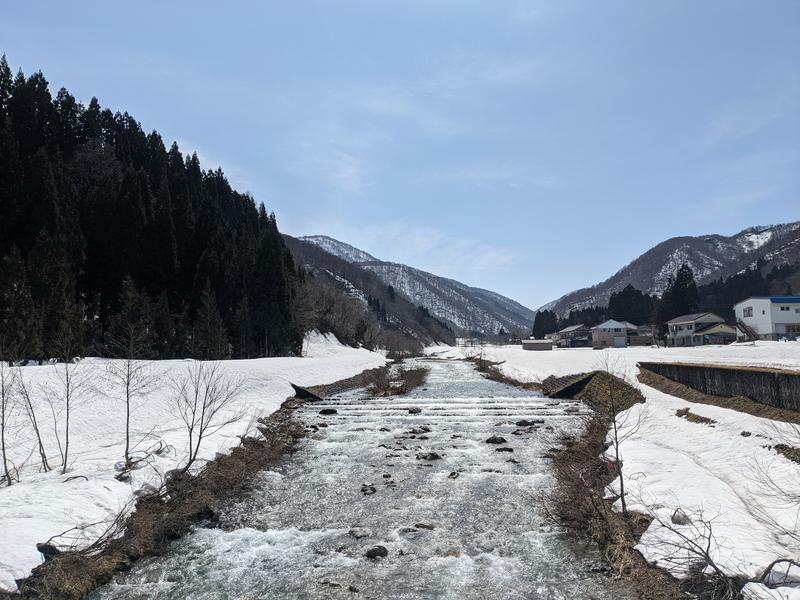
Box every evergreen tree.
[0,248,42,359]
[532,309,558,339]
[654,263,699,334]
[192,283,229,360]
[608,284,654,325]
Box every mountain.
[283,235,455,346]
[543,222,800,317]
[296,236,535,335]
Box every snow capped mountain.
[543,222,800,316]
[298,236,534,335]
[299,235,379,264]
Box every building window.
[743,306,753,318]
[780,306,790,311]
[687,324,693,330]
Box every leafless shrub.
[594,350,650,517]
[48,332,92,475]
[170,361,244,473]
[106,324,156,465]
[15,367,52,472]
[1,359,17,485]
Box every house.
[553,324,591,348]
[521,338,553,351]
[733,295,800,341]
[592,319,638,349]
[666,312,736,346]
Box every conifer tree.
[192,283,229,360]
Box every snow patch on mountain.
[299,235,378,264]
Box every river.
[90,358,634,599]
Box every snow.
[0,333,386,591]
[427,342,800,597]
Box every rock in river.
[319,408,337,415]
[485,435,507,444]
[365,545,389,559]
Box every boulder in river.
[365,545,389,559]
[408,406,422,414]
[416,452,441,461]
[485,435,507,444]
[349,527,372,539]
[415,521,435,530]
[319,408,337,415]
[516,419,544,427]
[496,447,514,453]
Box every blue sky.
[3,1,798,308]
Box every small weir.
[90,359,634,599]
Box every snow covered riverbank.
[0,333,385,591]
[427,342,800,599]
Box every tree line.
[532,261,798,339]
[0,56,302,361]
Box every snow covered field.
[0,333,385,591]
[428,342,800,599]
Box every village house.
[592,319,637,349]
[733,295,800,341]
[553,324,592,348]
[666,312,736,346]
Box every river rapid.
[90,358,634,599]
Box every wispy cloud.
[704,69,799,147]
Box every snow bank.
[0,333,385,591]
[428,342,800,596]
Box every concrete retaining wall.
[638,362,800,411]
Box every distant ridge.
[541,222,800,316]
[297,236,534,335]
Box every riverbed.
[90,358,634,599]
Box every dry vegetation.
[11,400,306,600]
[550,412,683,599]
[367,366,429,396]
[638,368,800,425]
[675,407,718,426]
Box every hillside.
[297,236,535,335]
[283,236,455,346]
[542,222,800,316]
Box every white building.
[733,295,800,340]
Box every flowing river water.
[90,358,634,599]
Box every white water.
[90,359,634,599]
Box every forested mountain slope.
[542,223,800,316]
[299,235,534,335]
[0,56,299,359]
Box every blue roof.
[769,295,800,304]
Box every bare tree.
[49,331,91,474]
[15,370,51,472]
[748,420,800,545]
[0,358,17,485]
[595,350,649,518]
[170,361,244,473]
[106,323,156,466]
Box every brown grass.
[675,407,717,426]
[483,365,542,391]
[550,414,683,599]
[775,444,800,464]
[14,400,306,599]
[367,366,429,396]
[638,368,800,425]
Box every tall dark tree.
[654,263,699,335]
[192,283,229,360]
[532,309,558,339]
[0,57,303,360]
[608,284,655,325]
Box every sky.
[3,1,798,309]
